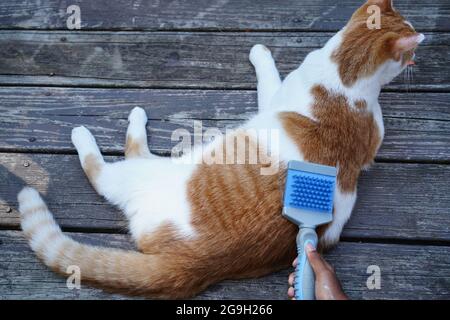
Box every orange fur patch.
[125,136,148,159]
[280,85,381,193]
[179,131,298,296]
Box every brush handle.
[294,228,318,300]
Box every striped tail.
[17,187,192,298]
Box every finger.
[292,257,298,268]
[287,287,295,298]
[306,243,328,274]
[288,273,295,286]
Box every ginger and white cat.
[18,0,424,298]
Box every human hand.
[288,244,349,300]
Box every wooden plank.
[0,87,448,161]
[0,230,449,300]
[1,153,449,241]
[1,0,449,32]
[0,31,448,91]
[1,87,448,122]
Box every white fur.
[126,107,153,159]
[127,107,148,138]
[249,44,282,112]
[321,189,357,246]
[70,108,196,240]
[96,158,196,239]
[18,187,45,213]
[71,126,104,166]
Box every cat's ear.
[391,33,425,59]
[366,0,394,12]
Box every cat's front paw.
[128,107,148,125]
[249,44,274,67]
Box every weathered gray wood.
[0,31,448,91]
[1,153,449,241]
[1,87,448,121]
[0,87,448,161]
[0,231,449,300]
[1,0,449,32]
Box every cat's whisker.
[404,67,409,92]
[406,67,411,92]
[404,67,407,89]
[406,66,413,92]
[407,67,411,92]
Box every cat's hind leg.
[125,107,153,159]
[71,125,146,211]
[71,126,105,193]
[249,44,282,112]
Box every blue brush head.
[283,161,337,228]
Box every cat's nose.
[417,33,425,43]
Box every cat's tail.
[17,187,194,298]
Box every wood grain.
[1,153,449,241]
[0,87,448,161]
[0,0,448,32]
[0,31,448,91]
[0,231,448,300]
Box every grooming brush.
[283,161,337,300]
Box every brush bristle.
[288,174,334,212]
[284,164,336,216]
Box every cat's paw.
[71,126,96,150]
[128,107,148,125]
[319,224,342,251]
[249,44,274,67]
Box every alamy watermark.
[366,265,381,290]
[367,5,382,30]
[171,121,280,176]
[66,265,81,290]
[66,5,81,30]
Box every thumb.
[306,243,328,274]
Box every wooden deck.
[0,0,449,300]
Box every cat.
[17,0,424,298]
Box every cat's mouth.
[406,53,416,66]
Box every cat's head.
[333,0,425,87]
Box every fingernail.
[306,243,316,252]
